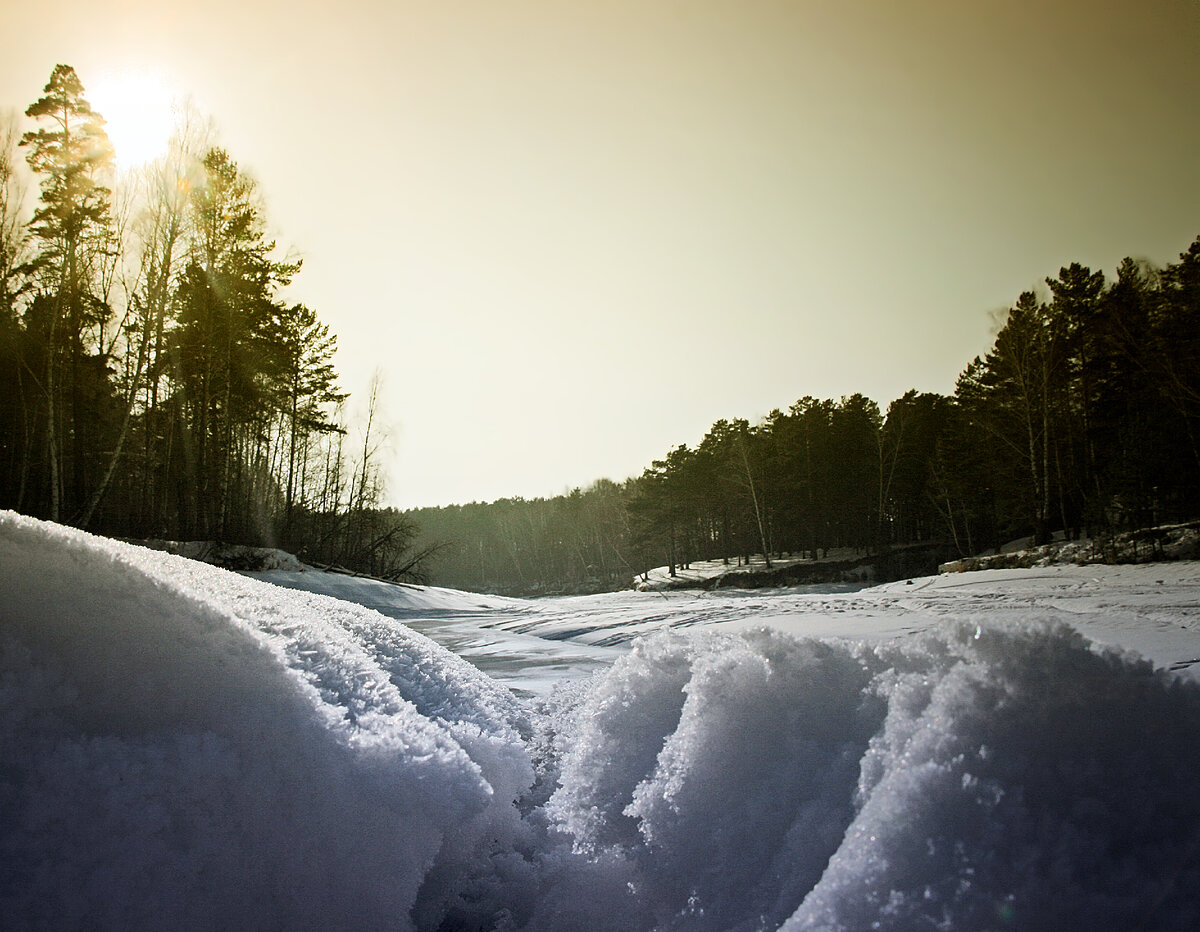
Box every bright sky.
[3,1,1198,508]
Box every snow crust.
[3,511,1200,930]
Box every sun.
[87,68,178,171]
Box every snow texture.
[3,510,1200,930]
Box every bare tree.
[75,116,205,528]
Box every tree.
[845,396,884,547]
[879,390,953,544]
[0,112,28,322]
[772,397,837,558]
[722,418,773,567]
[270,302,346,533]
[1156,238,1200,480]
[629,445,694,577]
[1046,262,1105,526]
[1081,258,1162,528]
[926,395,995,556]
[958,292,1059,544]
[0,114,31,509]
[74,127,208,530]
[20,64,116,520]
[171,146,299,536]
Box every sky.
[2,0,1199,508]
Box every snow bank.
[3,511,1199,930]
[632,550,867,591]
[940,521,1200,572]
[543,622,1200,931]
[0,512,531,930]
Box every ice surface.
[3,510,1200,930]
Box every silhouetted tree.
[171,147,299,537]
[20,64,116,520]
[0,114,31,509]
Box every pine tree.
[172,147,299,536]
[0,116,31,508]
[269,301,346,533]
[1155,238,1200,501]
[20,64,116,520]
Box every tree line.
[5,65,1196,594]
[413,239,1200,594]
[0,64,428,578]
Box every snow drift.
[0,512,530,930]
[2,511,1199,930]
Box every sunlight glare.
[87,68,177,170]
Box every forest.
[0,65,429,578]
[2,65,1197,594]
[412,245,1200,594]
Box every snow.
[632,550,872,591]
[3,510,1200,929]
[0,512,530,930]
[939,522,1200,572]
[250,569,623,697]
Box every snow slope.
[3,511,1200,930]
[250,569,622,697]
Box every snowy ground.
[260,561,1200,692]
[633,552,824,590]
[4,510,1200,930]
[632,548,892,591]
[253,569,623,697]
